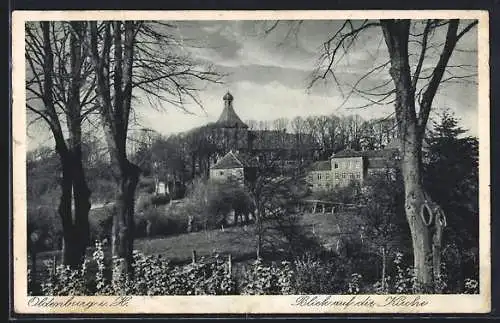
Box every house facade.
[307,146,400,191]
[209,150,258,186]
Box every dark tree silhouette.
[26,21,95,267]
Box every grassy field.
[30,209,363,285]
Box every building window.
[219,171,224,176]
[356,173,361,179]
[334,163,339,169]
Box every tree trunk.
[58,152,92,269]
[58,160,74,266]
[71,154,92,265]
[381,20,436,291]
[400,123,434,291]
[111,159,141,277]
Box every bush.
[138,177,156,194]
[182,178,254,232]
[151,194,171,206]
[35,242,236,296]
[88,207,114,242]
[28,206,63,253]
[312,180,362,205]
[30,245,479,296]
[135,205,187,238]
[292,253,353,294]
[239,259,294,295]
[88,179,117,203]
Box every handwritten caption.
[28,296,132,310]
[292,295,429,308]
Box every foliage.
[28,206,63,253]
[181,178,254,231]
[312,180,363,205]
[239,259,294,295]
[356,171,412,259]
[30,241,480,296]
[35,241,236,296]
[135,206,186,238]
[137,177,156,194]
[150,194,171,206]
[423,111,479,287]
[292,252,352,294]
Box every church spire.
[216,91,248,129]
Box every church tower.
[214,91,249,153]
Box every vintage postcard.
[12,10,490,314]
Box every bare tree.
[272,117,290,131]
[264,19,478,290]
[86,20,222,277]
[25,21,95,268]
[246,155,308,259]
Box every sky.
[26,19,479,151]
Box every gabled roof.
[211,151,258,170]
[309,160,332,172]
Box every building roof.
[211,151,258,170]
[309,160,332,172]
[216,92,248,129]
[332,148,399,159]
[330,148,400,169]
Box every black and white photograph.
[12,10,490,314]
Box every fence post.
[192,250,197,264]
[60,237,65,264]
[228,254,232,275]
[52,254,57,275]
[381,247,386,291]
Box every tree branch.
[417,20,460,138]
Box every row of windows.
[333,159,362,170]
[334,172,361,180]
[310,172,361,182]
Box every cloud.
[27,20,480,151]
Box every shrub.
[312,180,362,205]
[239,259,294,295]
[135,205,187,238]
[292,253,353,294]
[30,246,471,296]
[34,242,236,296]
[88,206,114,243]
[137,177,156,194]
[151,194,171,206]
[28,206,63,253]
